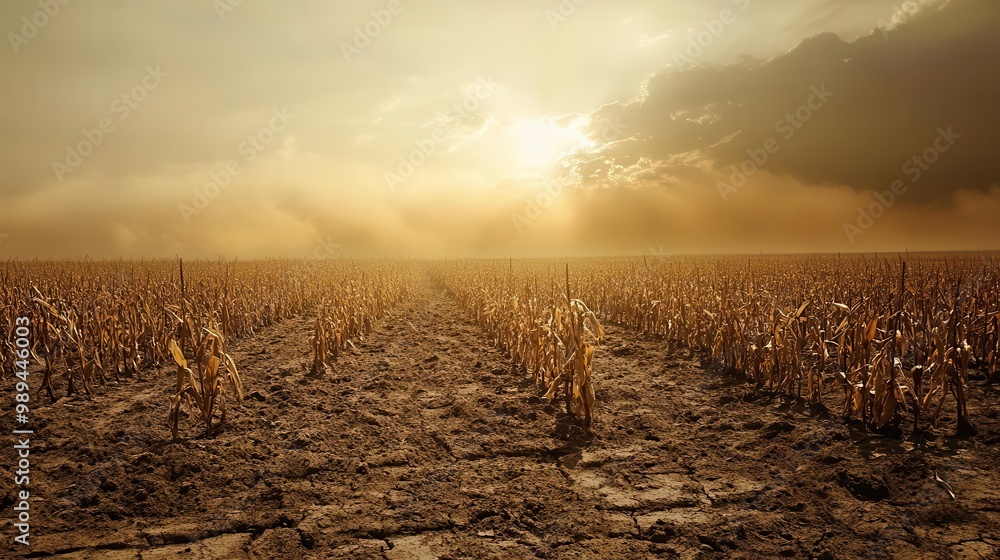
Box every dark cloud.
[579,0,1000,203]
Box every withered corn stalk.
[167,330,244,438]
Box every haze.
[1,0,997,258]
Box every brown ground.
[3,274,999,559]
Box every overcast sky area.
[0,0,997,258]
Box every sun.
[508,118,594,171]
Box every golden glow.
[0,1,995,258]
[507,119,593,171]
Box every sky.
[0,0,997,258]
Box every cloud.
[572,0,1000,204]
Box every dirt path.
[4,272,999,559]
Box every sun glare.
[508,118,593,170]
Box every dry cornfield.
[415,254,998,435]
[569,253,999,435]
[2,254,999,558]
[3,254,996,436]
[0,258,415,437]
